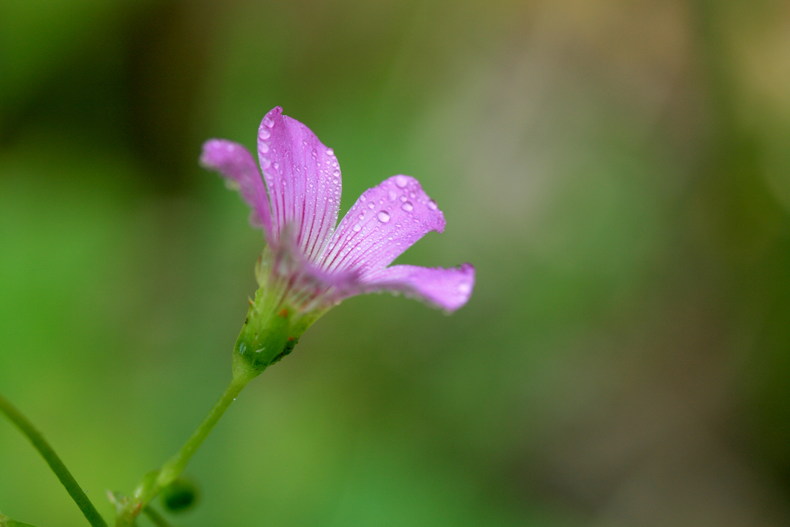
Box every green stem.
[116,369,255,526]
[0,394,108,527]
[141,507,171,527]
[156,373,250,488]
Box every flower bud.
[160,477,199,513]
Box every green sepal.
[233,247,329,378]
[233,287,293,376]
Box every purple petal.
[318,175,446,274]
[201,139,273,239]
[258,107,342,259]
[355,263,475,312]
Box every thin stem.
[0,394,108,527]
[155,372,250,489]
[141,507,171,527]
[116,370,254,526]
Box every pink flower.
[201,107,474,370]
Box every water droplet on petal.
[388,190,397,201]
[260,143,270,154]
[457,283,471,294]
[260,129,271,140]
[377,211,391,223]
[427,200,438,210]
[352,224,362,232]
[394,175,408,188]
[326,148,334,156]
[263,116,274,128]
[401,201,414,212]
[273,162,280,171]
[368,203,375,210]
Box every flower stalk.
[114,366,255,526]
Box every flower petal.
[201,139,273,238]
[268,226,362,311]
[319,175,446,274]
[258,107,342,259]
[355,263,475,312]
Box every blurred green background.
[2,0,789,526]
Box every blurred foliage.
[1,0,789,526]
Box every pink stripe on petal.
[201,139,273,239]
[356,263,475,312]
[319,175,445,274]
[257,107,341,258]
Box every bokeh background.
[2,0,790,525]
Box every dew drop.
[368,203,375,210]
[352,224,362,232]
[394,175,408,188]
[457,283,471,294]
[273,162,280,171]
[326,148,334,156]
[427,199,438,210]
[260,143,270,154]
[401,201,414,212]
[260,129,271,140]
[388,190,397,201]
[263,116,274,128]
[377,211,391,223]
